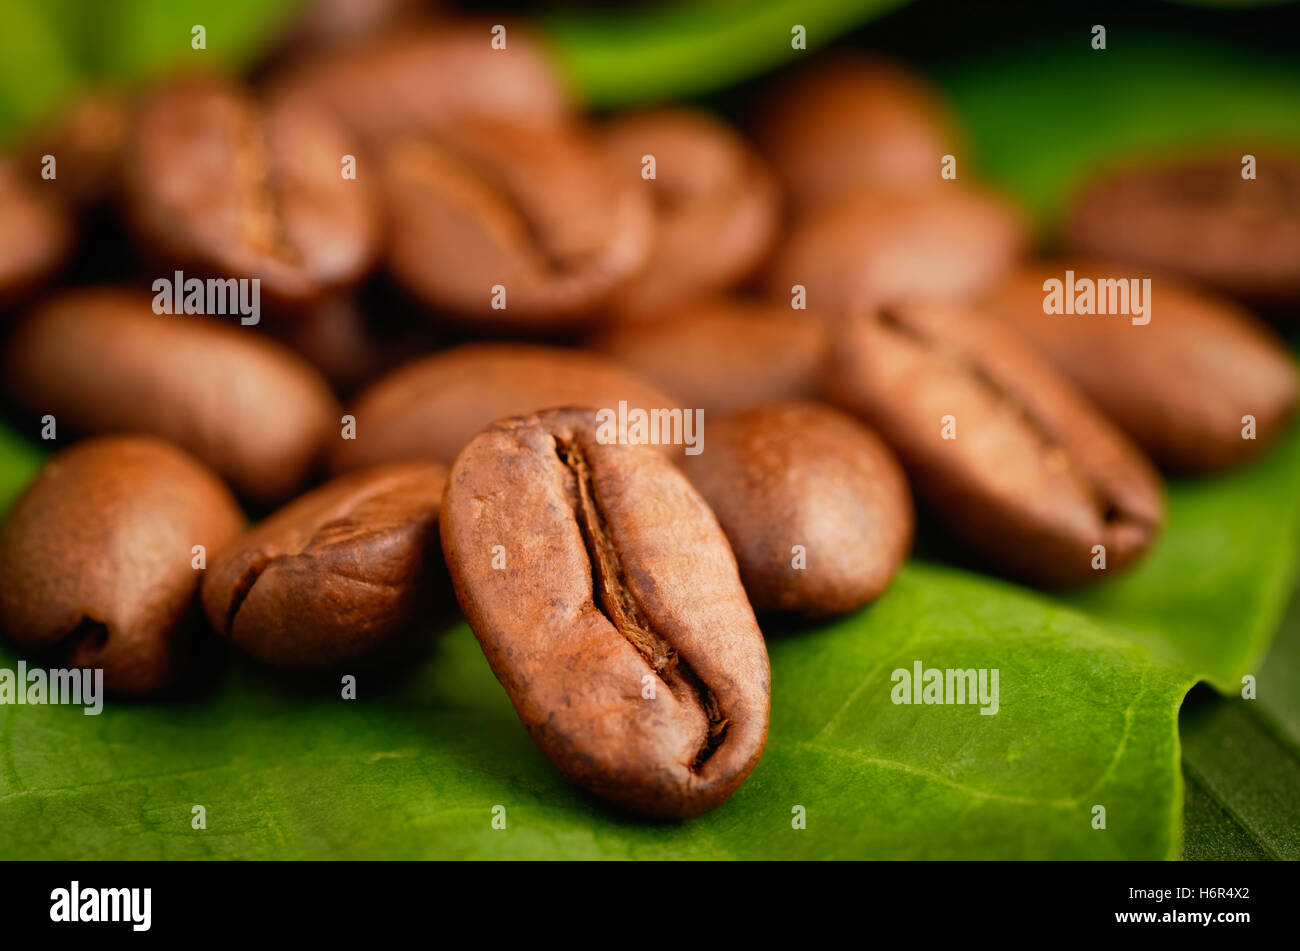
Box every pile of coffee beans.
[0,13,1297,818]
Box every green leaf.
[0,563,1190,859]
[540,0,906,108]
[935,33,1300,226]
[1056,421,1300,692]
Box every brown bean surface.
[382,118,652,328]
[754,55,960,211]
[0,159,72,307]
[825,301,1166,586]
[592,297,830,417]
[765,184,1026,317]
[1067,152,1300,305]
[681,402,913,617]
[270,21,573,148]
[440,408,770,817]
[123,76,380,308]
[982,260,1300,472]
[4,288,340,503]
[202,461,448,670]
[600,108,779,323]
[328,343,674,471]
[0,436,244,695]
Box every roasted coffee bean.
[271,21,573,149]
[440,408,770,817]
[600,108,779,323]
[122,76,380,308]
[0,436,244,695]
[1067,152,1300,305]
[0,159,73,307]
[4,288,339,503]
[202,461,448,671]
[765,184,1026,317]
[982,261,1300,472]
[681,402,912,617]
[328,343,673,471]
[266,292,441,393]
[17,90,129,208]
[382,118,652,328]
[825,301,1165,587]
[755,55,959,211]
[592,297,830,417]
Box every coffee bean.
[270,21,573,149]
[202,461,448,670]
[1067,152,1300,305]
[982,261,1300,472]
[4,288,340,503]
[681,402,913,617]
[440,408,769,817]
[328,343,674,471]
[754,55,959,211]
[16,90,129,209]
[599,108,779,323]
[382,118,652,328]
[122,76,380,309]
[765,184,1026,317]
[0,436,244,695]
[825,301,1165,587]
[0,159,73,308]
[591,297,830,418]
[266,291,441,393]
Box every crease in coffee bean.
[553,433,728,770]
[235,104,300,268]
[62,616,110,656]
[876,306,1151,532]
[223,553,273,636]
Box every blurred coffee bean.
[681,402,913,617]
[599,108,779,323]
[270,20,572,148]
[441,408,769,818]
[266,292,441,394]
[4,288,340,503]
[592,296,830,417]
[16,90,129,209]
[0,436,244,696]
[202,461,448,671]
[328,342,674,471]
[983,260,1300,472]
[1067,152,1300,305]
[765,184,1026,317]
[122,76,380,309]
[279,0,427,54]
[755,55,960,212]
[0,159,73,308]
[382,118,652,329]
[826,301,1165,587]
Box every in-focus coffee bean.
[328,343,674,471]
[754,55,960,211]
[440,408,770,817]
[765,184,1026,317]
[825,300,1166,586]
[123,76,380,309]
[202,461,448,670]
[982,260,1300,472]
[681,401,913,617]
[1067,152,1300,305]
[0,436,244,695]
[600,108,779,323]
[382,118,652,328]
[4,288,340,503]
[592,296,830,418]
